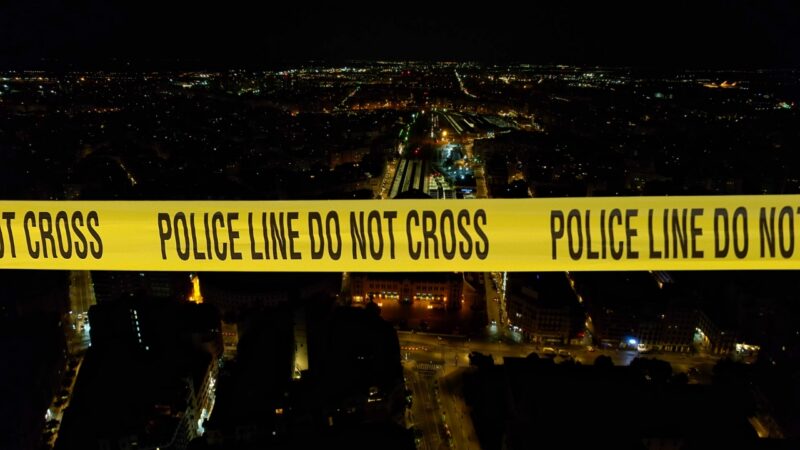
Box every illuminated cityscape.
[2,2,800,450]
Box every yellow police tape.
[0,196,799,271]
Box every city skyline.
[2,5,800,449]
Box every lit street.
[399,332,720,381]
[379,158,399,199]
[43,271,98,448]
[405,365,444,450]
[483,272,503,331]
[43,355,85,448]
[439,368,480,450]
[67,271,95,355]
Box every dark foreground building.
[0,271,69,450]
[199,304,412,450]
[505,272,585,345]
[55,297,222,450]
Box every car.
[542,347,556,355]
[586,346,595,352]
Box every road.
[67,271,95,355]
[337,85,360,110]
[405,360,481,450]
[454,70,477,99]
[477,270,517,343]
[399,332,720,381]
[379,158,399,198]
[44,351,86,448]
[405,362,448,450]
[439,368,480,450]
[44,271,97,447]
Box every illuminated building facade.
[350,273,463,310]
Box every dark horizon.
[2,1,799,70]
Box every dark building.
[673,271,797,359]
[200,272,341,318]
[56,297,222,450]
[308,307,405,426]
[91,271,191,303]
[0,314,68,450]
[201,304,296,449]
[465,356,769,450]
[88,296,222,357]
[201,303,408,450]
[505,272,584,345]
[0,270,69,319]
[0,270,69,450]
[576,272,734,353]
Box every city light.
[188,274,203,304]
[1,33,796,450]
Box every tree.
[712,357,750,385]
[594,355,613,368]
[671,372,689,385]
[468,352,494,368]
[365,298,381,317]
[630,357,672,383]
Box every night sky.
[1,1,798,68]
